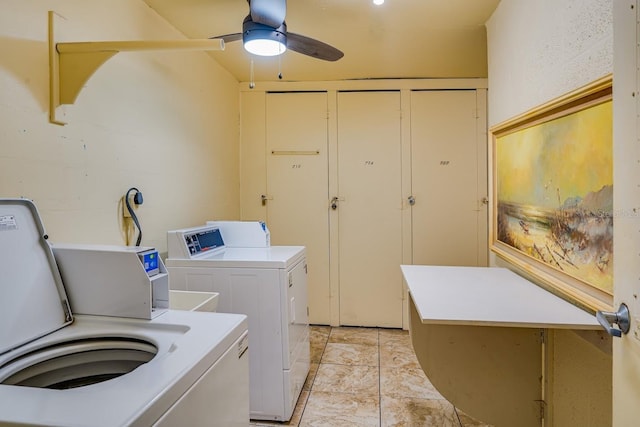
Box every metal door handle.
[596,303,630,337]
[408,195,416,206]
[261,194,272,206]
[331,197,339,210]
[330,196,345,210]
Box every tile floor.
[250,326,491,427]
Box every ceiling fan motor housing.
[211,9,342,61]
[242,14,287,47]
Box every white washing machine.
[166,223,310,422]
[0,200,250,427]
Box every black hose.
[125,187,142,246]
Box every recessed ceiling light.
[373,0,384,5]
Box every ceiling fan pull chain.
[278,54,283,80]
[249,59,255,89]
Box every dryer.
[166,224,310,422]
[0,199,249,426]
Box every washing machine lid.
[0,199,72,355]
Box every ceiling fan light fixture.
[244,34,287,56]
[242,17,287,57]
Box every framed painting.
[489,76,613,312]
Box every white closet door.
[410,90,487,267]
[240,91,267,222]
[336,91,403,327]
[265,92,331,324]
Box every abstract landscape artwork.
[491,78,613,306]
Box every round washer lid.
[0,199,72,355]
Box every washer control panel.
[184,227,225,256]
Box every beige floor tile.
[253,326,470,426]
[303,362,319,391]
[378,328,410,346]
[310,326,331,363]
[380,395,459,427]
[310,325,332,337]
[379,339,421,369]
[380,366,444,400]
[321,342,379,367]
[288,390,309,426]
[313,363,379,396]
[300,390,380,427]
[329,326,379,346]
[456,408,493,427]
[310,342,325,363]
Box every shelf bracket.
[48,11,225,125]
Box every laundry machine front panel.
[164,242,309,422]
[283,258,310,368]
[153,331,249,427]
[228,268,287,418]
[168,264,289,419]
[283,329,311,419]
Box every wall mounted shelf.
[48,11,225,125]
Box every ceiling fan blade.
[209,32,243,43]
[250,0,286,28]
[287,32,344,62]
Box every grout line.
[454,406,464,427]
[378,327,383,426]
[297,326,330,427]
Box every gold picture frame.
[489,76,613,312]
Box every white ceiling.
[143,0,500,83]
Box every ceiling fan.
[210,0,344,61]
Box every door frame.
[611,1,640,424]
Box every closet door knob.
[596,303,630,337]
[331,197,339,210]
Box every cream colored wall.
[0,0,240,253]
[486,1,613,425]
[547,330,612,426]
[486,0,612,126]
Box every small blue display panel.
[139,250,160,276]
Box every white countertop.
[401,265,599,329]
